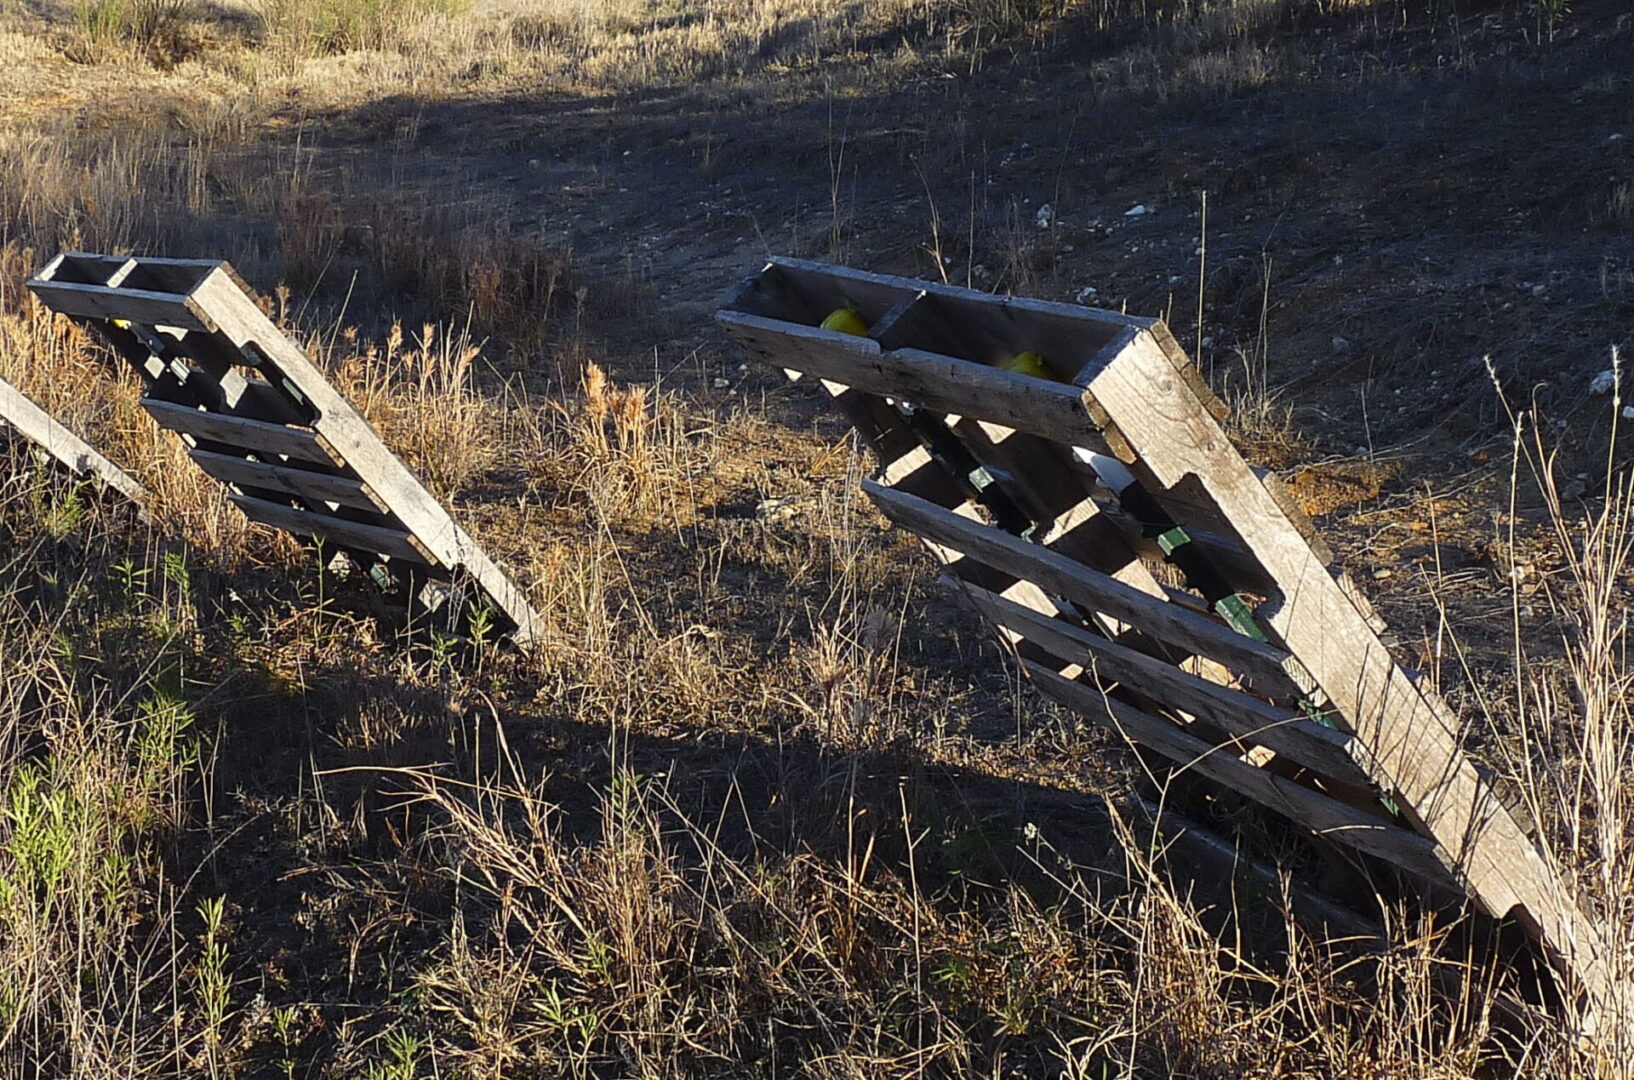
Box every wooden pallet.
[0,374,147,505]
[717,257,1621,1022]
[27,252,542,648]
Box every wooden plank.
[1082,328,1620,1015]
[141,399,338,465]
[726,259,922,328]
[228,494,428,565]
[185,267,543,646]
[1022,661,1456,888]
[0,376,146,505]
[189,449,380,511]
[865,480,1308,695]
[24,278,214,333]
[718,311,1107,450]
[964,581,1369,785]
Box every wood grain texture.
[864,480,1308,695]
[229,495,427,564]
[26,278,214,333]
[962,581,1370,786]
[718,311,1106,448]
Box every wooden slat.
[229,494,428,564]
[25,278,214,333]
[1023,661,1455,887]
[189,449,379,511]
[142,399,337,465]
[0,376,146,504]
[865,480,1307,694]
[718,311,1106,449]
[1082,329,1620,1014]
[963,581,1368,785]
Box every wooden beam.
[964,581,1367,785]
[865,480,1307,695]
[1081,329,1620,1016]
[718,310,1106,449]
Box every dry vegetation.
[0,0,1631,1076]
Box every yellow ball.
[1000,351,1056,380]
[819,308,870,336]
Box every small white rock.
[1331,335,1352,352]
[972,264,991,280]
[1075,285,1098,302]
[712,377,731,389]
[1035,204,1054,229]
[755,497,802,524]
[1590,369,1617,395]
[1124,204,1149,217]
[1622,404,1634,420]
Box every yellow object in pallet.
[999,350,1059,381]
[819,308,870,336]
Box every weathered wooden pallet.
[717,257,1621,1023]
[27,252,542,648]
[0,374,147,505]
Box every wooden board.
[142,399,337,465]
[229,495,428,564]
[961,581,1368,785]
[0,376,146,506]
[864,479,1305,693]
[189,449,381,512]
[716,258,1621,1022]
[1023,661,1454,887]
[28,251,544,648]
